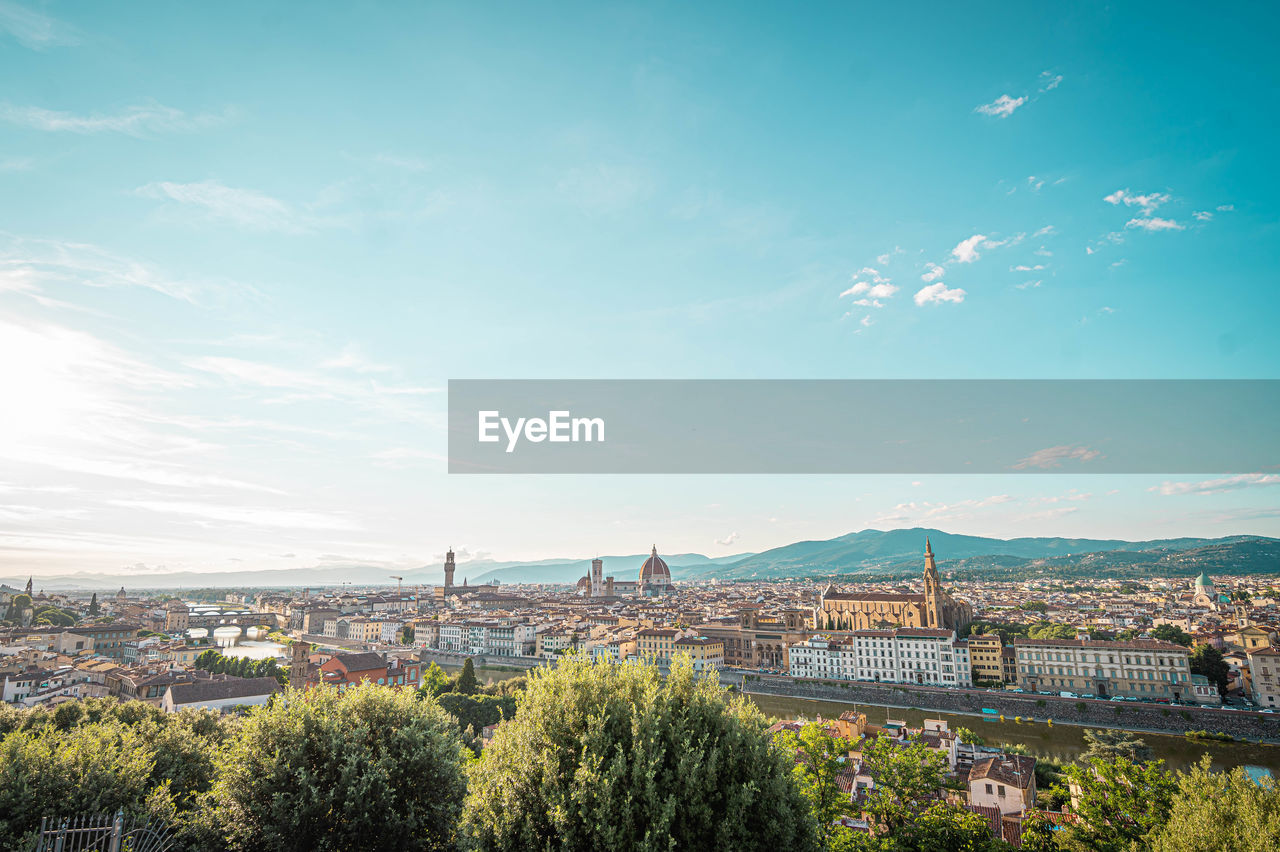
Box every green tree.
[1027,622,1078,640]
[462,654,817,852]
[1151,624,1193,647]
[4,593,32,623]
[1190,645,1230,695]
[954,727,986,746]
[1149,756,1280,852]
[456,657,479,695]
[1081,728,1154,763]
[419,661,452,698]
[1054,757,1176,852]
[0,698,228,850]
[205,683,467,852]
[773,722,855,851]
[857,735,952,836]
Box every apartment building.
[967,633,1008,684]
[788,628,972,687]
[1247,647,1280,708]
[637,628,680,661]
[1013,637,1192,700]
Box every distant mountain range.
[6,528,1278,590]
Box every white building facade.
[789,628,972,687]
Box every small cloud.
[0,1,79,49]
[1193,210,1213,221]
[859,314,873,328]
[716,531,740,546]
[136,180,310,233]
[1110,258,1127,268]
[1038,71,1064,92]
[921,262,946,282]
[1104,189,1171,215]
[1033,246,1053,257]
[1012,264,1045,272]
[975,94,1026,118]
[1016,280,1042,290]
[914,282,966,305]
[1153,474,1280,496]
[1027,176,1045,192]
[951,234,986,264]
[1,101,230,135]
[840,267,897,303]
[1032,225,1055,237]
[1216,203,1234,212]
[875,246,904,266]
[1125,216,1183,232]
[1012,445,1103,470]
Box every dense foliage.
[194,648,287,684]
[1190,644,1231,695]
[462,654,817,851]
[0,698,229,851]
[205,683,468,852]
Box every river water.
[745,691,1280,774]
[186,626,287,660]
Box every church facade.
[814,540,972,632]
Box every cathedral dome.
[1194,571,1213,589]
[639,545,671,585]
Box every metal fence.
[29,811,172,852]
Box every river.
[745,691,1280,774]
[186,626,287,660]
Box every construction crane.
[390,576,404,615]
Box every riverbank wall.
[742,675,1280,742]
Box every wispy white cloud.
[1012,445,1103,469]
[0,1,78,49]
[108,499,362,531]
[840,267,898,305]
[1152,474,1280,496]
[920,262,946,283]
[1104,189,1171,215]
[1125,216,1184,232]
[136,180,314,233]
[1032,225,1055,237]
[1038,71,1064,92]
[914,282,966,305]
[874,494,1012,525]
[1193,211,1213,221]
[0,101,230,135]
[0,232,243,304]
[1012,264,1045,272]
[715,531,740,546]
[1016,279,1042,290]
[975,94,1026,118]
[369,447,448,468]
[321,343,392,374]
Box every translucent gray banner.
[447,380,1280,474]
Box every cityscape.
[4,1,1280,851]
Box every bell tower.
[923,539,944,629]
[444,548,456,590]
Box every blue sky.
[2,1,1278,578]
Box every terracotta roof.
[330,652,386,671]
[823,593,926,603]
[167,676,279,705]
[970,754,1035,790]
